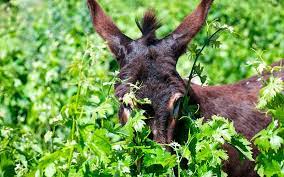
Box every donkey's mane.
[135,9,161,38]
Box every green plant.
[171,116,253,177]
[249,57,284,177]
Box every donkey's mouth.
[119,92,184,146]
[149,93,184,145]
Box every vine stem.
[185,28,226,94]
[67,80,82,169]
[177,28,226,119]
[175,147,181,177]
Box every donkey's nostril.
[168,93,183,118]
[173,97,182,119]
[119,105,132,125]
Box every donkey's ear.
[164,0,214,57]
[87,0,132,62]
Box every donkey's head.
[87,0,214,144]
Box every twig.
[185,28,226,94]
[177,28,226,119]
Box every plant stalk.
[67,80,82,169]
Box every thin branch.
[185,28,226,94]
[177,27,226,119]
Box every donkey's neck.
[187,59,283,139]
[188,80,270,139]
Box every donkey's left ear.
[163,0,214,57]
[87,0,132,63]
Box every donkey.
[87,0,283,176]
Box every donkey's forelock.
[135,10,161,43]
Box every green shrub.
[249,58,284,177]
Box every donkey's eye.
[172,98,182,119]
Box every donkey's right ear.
[87,0,132,62]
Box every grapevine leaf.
[45,163,56,177]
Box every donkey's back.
[190,59,284,138]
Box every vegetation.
[0,0,283,176]
[250,56,284,177]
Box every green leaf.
[269,135,283,151]
[257,77,284,109]
[230,136,254,161]
[68,168,84,177]
[254,135,271,152]
[133,119,146,132]
[270,107,284,123]
[143,148,176,168]
[44,131,53,143]
[253,120,283,153]
[88,129,112,163]
[38,147,72,169]
[45,163,56,177]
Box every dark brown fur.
[87,0,283,176]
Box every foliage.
[249,58,284,177]
[0,0,283,177]
[0,76,253,177]
[171,116,253,177]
